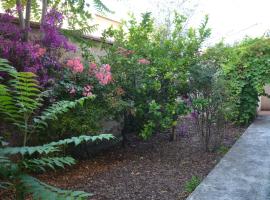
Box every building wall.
[260,85,270,111]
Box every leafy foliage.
[189,60,228,151]
[0,59,114,199]
[211,37,270,124]
[103,12,210,139]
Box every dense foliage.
[103,13,210,139]
[0,58,113,199]
[207,37,270,124]
[189,60,228,151]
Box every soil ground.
[36,122,245,200]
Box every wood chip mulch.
[36,122,246,200]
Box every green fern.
[0,145,59,156]
[0,84,20,122]
[21,156,76,172]
[0,59,114,199]
[20,174,92,199]
[0,58,17,76]
[33,96,95,131]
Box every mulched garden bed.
[35,121,246,200]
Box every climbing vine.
[220,37,270,124]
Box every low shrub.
[184,176,201,193]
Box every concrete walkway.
[187,115,270,200]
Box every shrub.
[45,58,126,140]
[102,12,210,140]
[189,61,228,152]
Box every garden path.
[187,115,270,200]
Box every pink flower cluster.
[68,84,93,97]
[66,58,84,73]
[138,58,150,65]
[83,84,93,97]
[89,63,112,85]
[69,87,76,95]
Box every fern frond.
[11,72,42,113]
[0,145,59,156]
[47,134,114,147]
[0,58,17,76]
[93,0,112,13]
[0,181,13,189]
[0,84,20,122]
[33,96,95,130]
[20,174,92,200]
[0,134,113,156]
[21,156,76,172]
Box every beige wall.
[260,85,270,111]
[91,14,120,38]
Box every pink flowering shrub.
[50,57,124,138]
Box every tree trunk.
[16,0,25,30]
[41,0,48,25]
[24,0,32,41]
[170,125,177,141]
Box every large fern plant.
[0,58,114,199]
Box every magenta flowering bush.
[0,9,76,86]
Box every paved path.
[187,115,270,200]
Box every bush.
[189,61,228,152]
[102,12,210,140]
[43,57,126,141]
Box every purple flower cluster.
[0,9,76,86]
[177,124,188,137]
[41,9,76,51]
[0,12,22,40]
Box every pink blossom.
[89,63,112,86]
[138,58,150,65]
[89,62,97,75]
[66,58,84,73]
[83,84,93,96]
[90,62,97,70]
[104,64,111,72]
[37,48,46,57]
[95,64,112,85]
[69,87,76,95]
